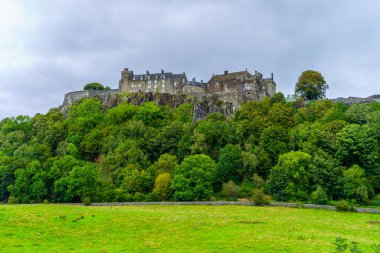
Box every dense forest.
[0,93,379,205]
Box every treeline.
[0,93,379,204]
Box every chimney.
[192,77,195,82]
[271,73,274,80]
[224,70,228,75]
[161,69,164,74]
[146,70,149,75]
[201,80,203,83]
[255,70,257,75]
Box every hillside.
[0,93,379,205]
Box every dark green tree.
[267,151,312,201]
[8,161,48,203]
[343,165,373,203]
[171,154,216,201]
[216,144,243,185]
[84,82,105,90]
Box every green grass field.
[0,204,379,252]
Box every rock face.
[60,89,121,113]
[60,91,236,121]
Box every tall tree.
[295,70,328,100]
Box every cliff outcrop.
[60,91,236,121]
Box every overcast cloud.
[1,0,380,119]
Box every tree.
[104,102,137,125]
[171,154,216,201]
[132,102,164,127]
[7,160,48,203]
[343,165,373,203]
[295,70,328,100]
[153,173,173,201]
[149,153,178,176]
[216,144,243,184]
[84,82,105,90]
[309,151,344,199]
[259,125,289,166]
[267,151,312,201]
[54,164,97,202]
[335,124,379,186]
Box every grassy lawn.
[0,204,379,252]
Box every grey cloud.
[0,0,379,119]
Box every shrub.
[83,197,91,206]
[133,192,145,202]
[334,236,348,253]
[221,181,241,200]
[252,174,265,189]
[43,199,50,204]
[310,186,329,205]
[8,196,18,205]
[335,200,355,212]
[239,179,254,198]
[252,189,271,206]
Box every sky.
[1,0,380,119]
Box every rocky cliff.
[60,91,236,121]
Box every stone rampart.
[330,96,377,106]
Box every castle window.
[138,84,141,87]
[163,74,166,79]
[154,80,157,84]
[148,80,152,85]
[133,77,135,80]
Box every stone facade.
[119,68,276,104]
[119,68,191,94]
[207,70,276,102]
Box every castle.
[118,68,276,102]
[61,68,277,116]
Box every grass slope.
[0,204,379,252]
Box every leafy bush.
[251,189,271,206]
[83,197,91,206]
[334,236,348,253]
[310,186,328,205]
[8,196,18,205]
[333,236,363,253]
[252,174,265,189]
[133,192,145,202]
[221,181,241,200]
[240,179,254,198]
[335,200,355,212]
[43,199,49,204]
